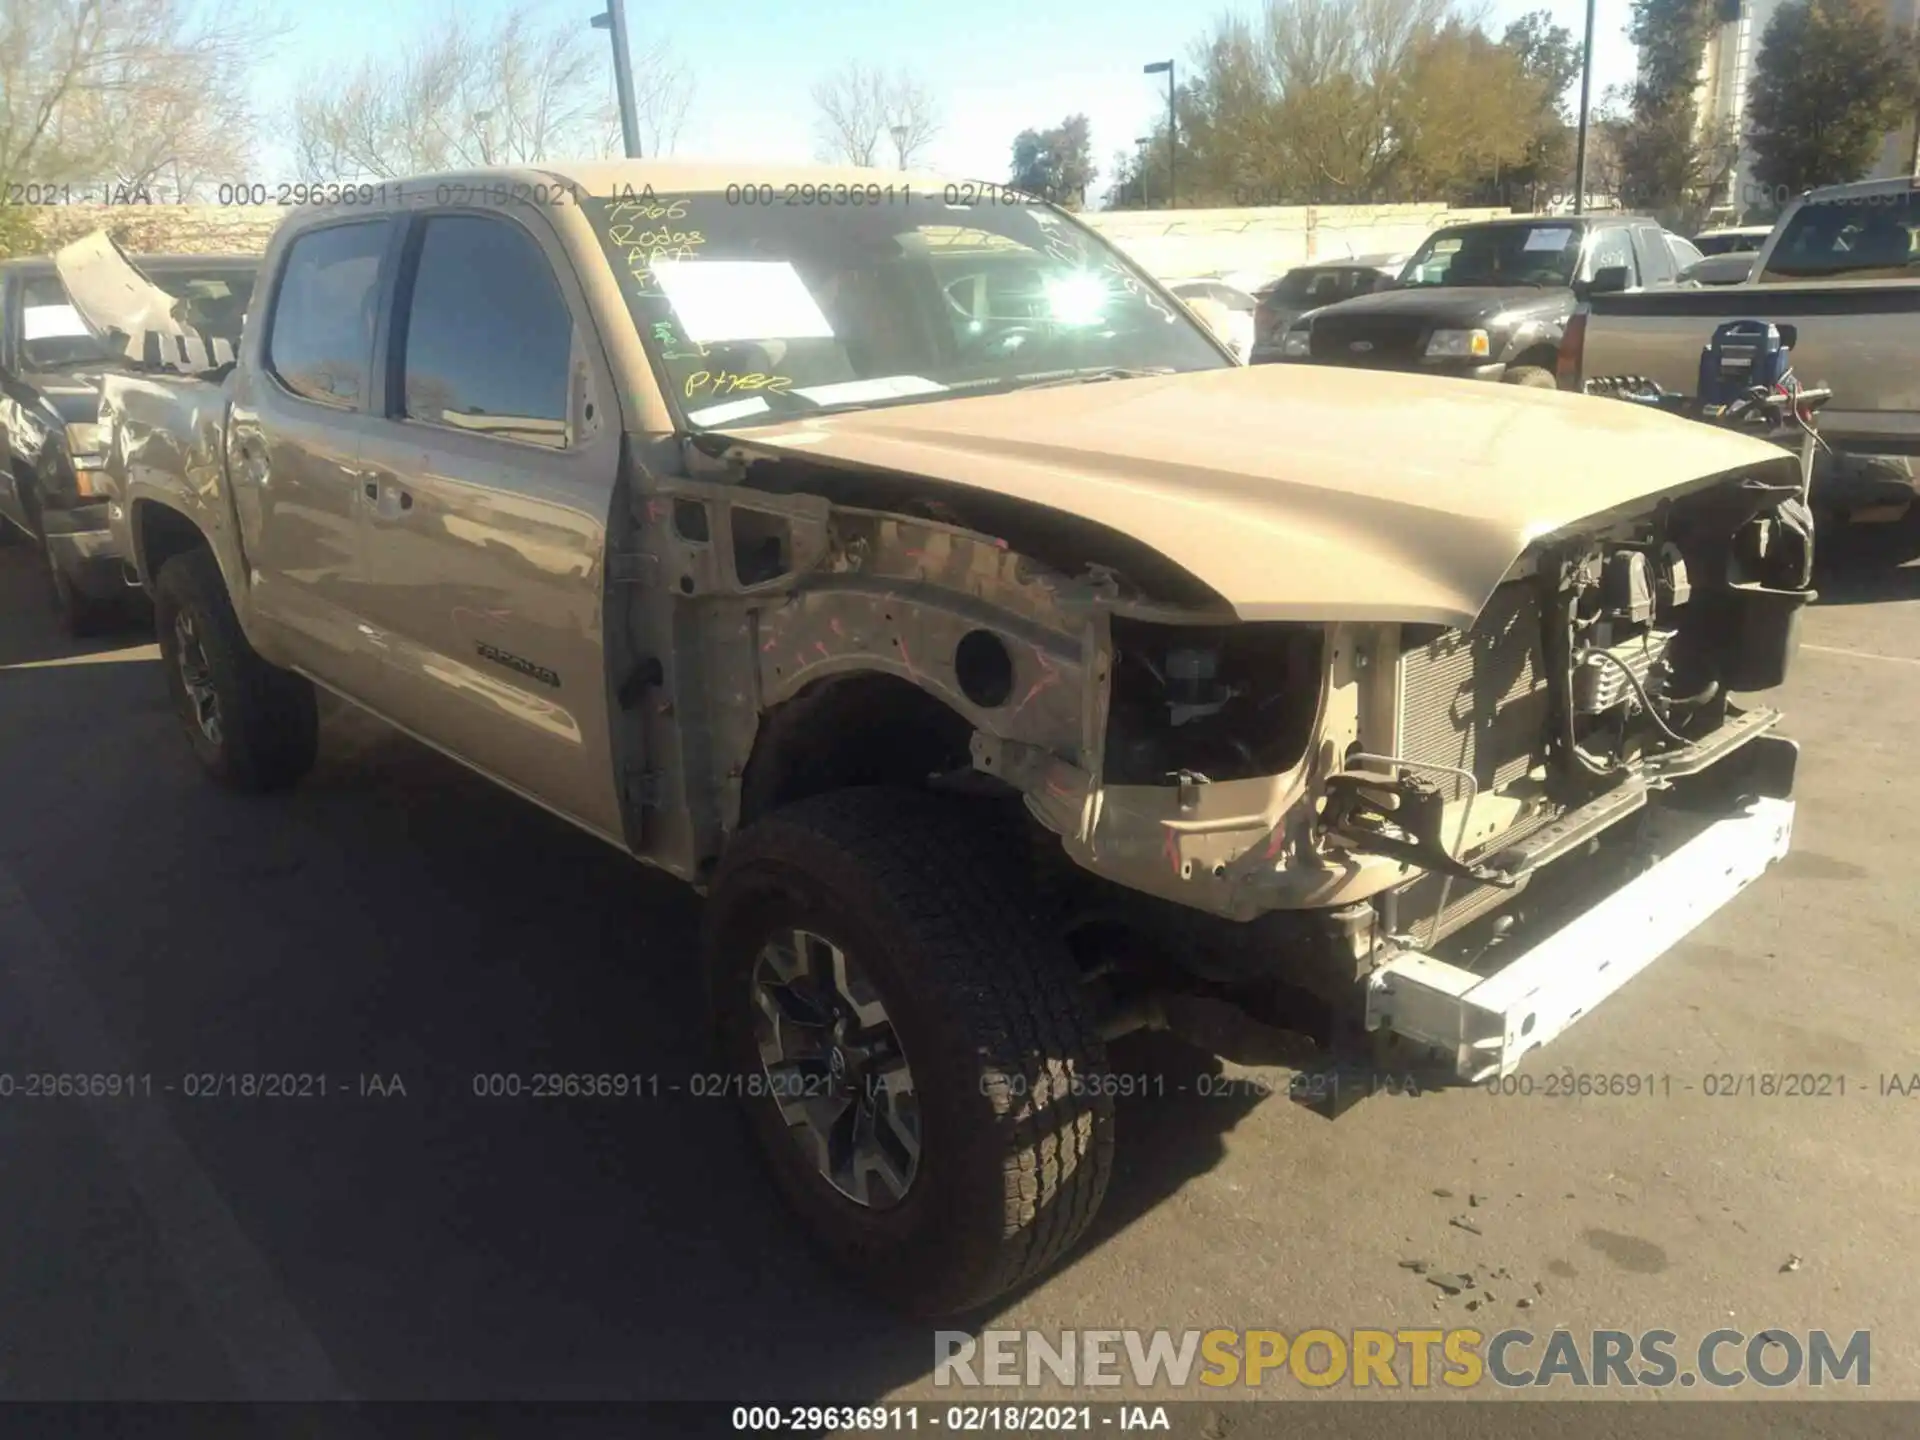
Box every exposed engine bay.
[1310,465,1814,943]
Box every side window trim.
[368,217,414,420]
[381,206,583,453]
[259,215,396,414]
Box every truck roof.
[446,160,959,195]
[1,252,259,275]
[1803,176,1920,203]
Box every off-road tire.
[705,786,1115,1316]
[153,547,318,792]
[1504,364,1559,389]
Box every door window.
[1664,234,1705,280]
[1631,224,1677,285]
[398,214,575,450]
[264,220,390,408]
[1583,228,1638,287]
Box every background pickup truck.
[1561,177,1920,526]
[96,162,1812,1318]
[0,241,258,632]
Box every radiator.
[1393,582,1552,804]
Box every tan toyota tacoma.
[95,163,1811,1317]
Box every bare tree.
[881,73,941,167]
[292,1,693,180]
[0,0,276,203]
[812,63,941,167]
[812,63,887,166]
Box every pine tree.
[1746,0,1920,202]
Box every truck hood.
[53,231,205,370]
[1307,284,1572,328]
[715,363,1797,629]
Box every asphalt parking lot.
[1,520,1917,1409]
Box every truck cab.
[100,165,1813,1319]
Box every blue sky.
[249,0,1640,191]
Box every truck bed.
[1580,281,1920,454]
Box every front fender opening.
[1103,619,1324,785]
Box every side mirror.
[1777,322,1798,349]
[1587,265,1631,296]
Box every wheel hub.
[173,611,223,746]
[750,928,921,1209]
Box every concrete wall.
[1081,202,1512,284]
[18,199,1509,288]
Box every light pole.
[1571,0,1597,215]
[890,124,910,169]
[1144,60,1175,208]
[1134,136,1151,207]
[591,0,642,159]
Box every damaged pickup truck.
[99,164,1810,1317]
[1,235,256,632]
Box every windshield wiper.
[1012,365,1178,391]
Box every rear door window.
[1759,194,1920,281]
[1665,234,1705,280]
[1631,224,1677,285]
[264,220,391,409]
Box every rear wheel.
[153,547,318,792]
[1504,364,1559,389]
[705,787,1114,1316]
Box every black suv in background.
[1270,215,1701,387]
[1248,255,1404,364]
[0,250,258,633]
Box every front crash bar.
[1363,791,1794,1083]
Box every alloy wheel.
[750,928,921,1208]
[173,610,223,746]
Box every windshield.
[1397,222,1582,288]
[1759,194,1920,282]
[17,264,256,369]
[1268,267,1356,306]
[583,191,1228,429]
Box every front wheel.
[705,787,1114,1316]
[153,547,318,792]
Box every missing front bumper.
[1363,785,1794,1084]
